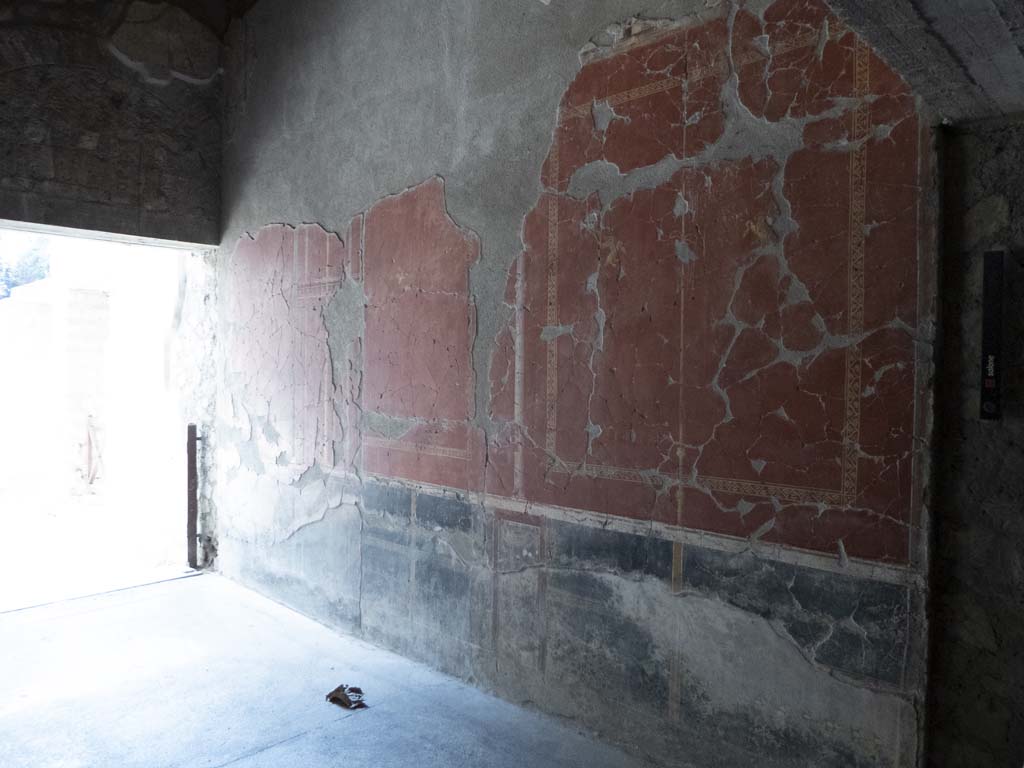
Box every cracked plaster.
[214,1,933,765]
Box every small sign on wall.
[981,249,1005,420]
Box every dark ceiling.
[827,0,1024,123]
[0,0,259,38]
[1,0,1021,122]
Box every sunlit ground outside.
[0,228,193,611]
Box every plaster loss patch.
[218,178,483,541]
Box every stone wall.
[214,0,935,765]
[823,0,1024,123]
[930,118,1024,767]
[0,2,221,243]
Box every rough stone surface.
[0,0,250,38]
[825,0,1024,123]
[214,1,933,766]
[110,2,222,84]
[930,117,1024,768]
[0,5,221,242]
[0,1,133,34]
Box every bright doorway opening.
[0,226,196,611]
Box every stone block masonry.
[0,2,221,243]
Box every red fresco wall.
[227,0,925,569]
[490,0,924,566]
[223,222,350,472]
[223,178,486,494]
[361,178,486,492]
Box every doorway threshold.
[0,565,201,615]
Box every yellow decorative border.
[363,435,470,462]
[702,475,843,506]
[544,143,560,455]
[842,38,870,505]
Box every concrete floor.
[0,572,651,768]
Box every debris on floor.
[326,684,367,710]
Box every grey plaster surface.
[0,572,652,768]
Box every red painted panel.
[489,0,925,565]
[363,178,478,423]
[360,178,481,491]
[225,179,482,491]
[222,222,345,473]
